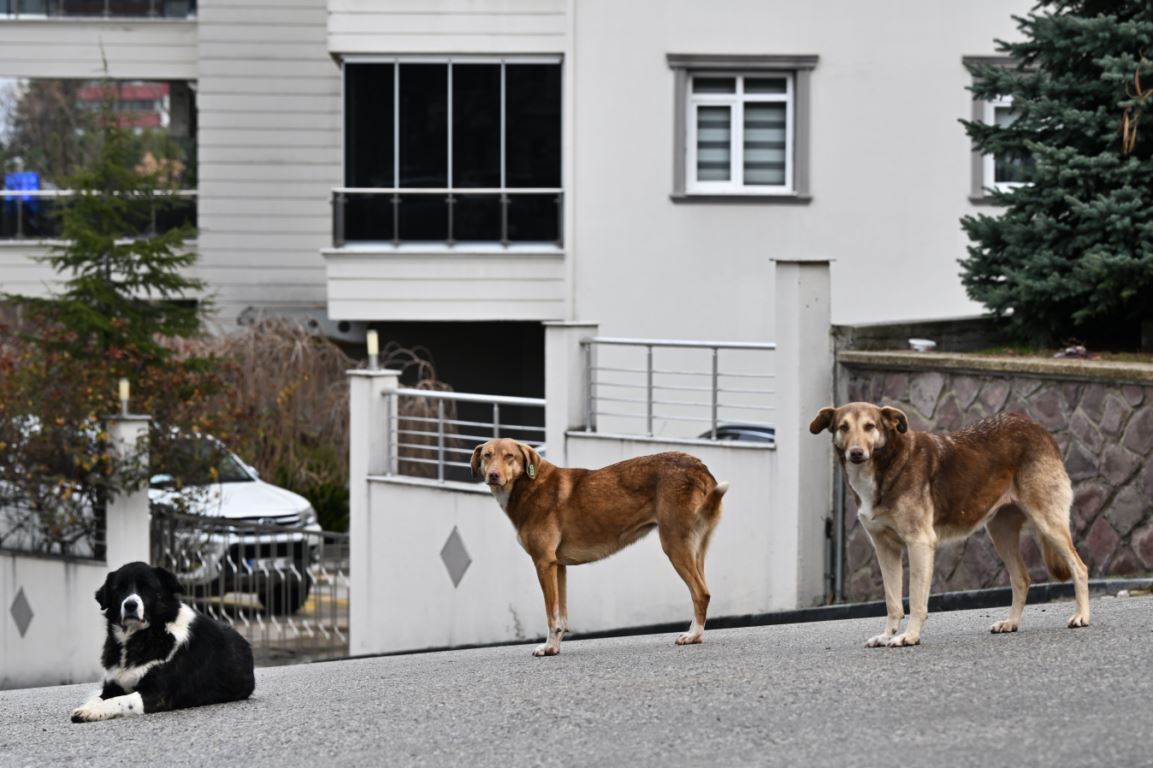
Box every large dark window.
[338,60,562,246]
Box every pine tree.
[22,80,206,365]
[961,1,1153,346]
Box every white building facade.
[0,0,1028,370]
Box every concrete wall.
[837,352,1153,602]
[568,0,1032,339]
[0,554,106,690]
[348,259,834,654]
[352,437,774,656]
[0,417,151,690]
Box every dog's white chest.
[845,463,880,522]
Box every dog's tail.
[697,480,729,520]
[1040,537,1073,582]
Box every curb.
[568,577,1153,641]
[327,577,1153,662]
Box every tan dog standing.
[471,438,728,656]
[810,403,1089,647]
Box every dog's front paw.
[532,643,559,657]
[675,630,703,646]
[864,633,893,648]
[885,632,920,648]
[71,704,105,723]
[990,619,1019,634]
[1067,613,1090,629]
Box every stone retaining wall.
[837,351,1153,602]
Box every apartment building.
[0,0,1030,395]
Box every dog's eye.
[864,423,875,432]
[838,424,849,432]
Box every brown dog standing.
[810,403,1089,647]
[471,438,728,656]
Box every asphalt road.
[2,594,1150,768]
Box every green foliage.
[13,82,205,365]
[960,1,1153,345]
[0,82,223,555]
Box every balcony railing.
[1,0,195,17]
[581,336,777,441]
[0,189,196,240]
[332,187,563,248]
[381,388,546,483]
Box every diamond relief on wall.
[440,526,472,588]
[10,587,33,638]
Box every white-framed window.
[982,96,1031,192]
[687,73,793,194]
[668,54,816,203]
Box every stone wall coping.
[838,350,1153,384]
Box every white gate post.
[104,414,151,569]
[772,258,833,608]
[544,321,599,467]
[348,367,400,654]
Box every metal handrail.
[333,187,561,196]
[581,336,775,439]
[332,187,563,248]
[1,0,196,18]
[584,336,777,351]
[382,388,545,480]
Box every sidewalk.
[2,593,1149,768]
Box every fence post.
[544,321,599,467]
[104,414,151,569]
[347,367,400,654]
[772,258,833,608]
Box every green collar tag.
[527,464,536,479]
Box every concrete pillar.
[772,258,833,608]
[348,368,400,654]
[544,321,598,467]
[104,414,151,569]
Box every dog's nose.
[123,598,139,615]
[848,447,867,463]
[486,471,501,485]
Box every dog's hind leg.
[1017,462,1090,629]
[556,564,569,639]
[986,505,1029,633]
[660,528,711,645]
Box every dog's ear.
[154,566,184,596]
[881,406,909,434]
[94,576,111,611]
[519,442,542,480]
[470,444,485,479]
[808,407,837,434]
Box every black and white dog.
[71,561,255,722]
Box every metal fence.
[0,189,197,240]
[332,187,563,248]
[150,506,349,665]
[581,336,777,441]
[383,388,546,482]
[0,0,195,17]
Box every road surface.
[2,594,1150,767]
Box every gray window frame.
[964,55,1021,205]
[668,54,817,204]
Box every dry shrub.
[168,318,456,528]
[380,341,458,479]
